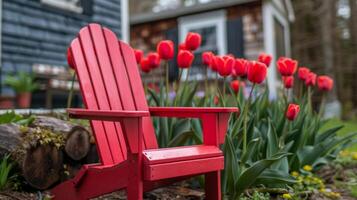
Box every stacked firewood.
[0,116,98,190]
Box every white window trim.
[178,10,227,80]
[263,1,291,99]
[41,0,83,13]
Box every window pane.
[274,17,286,57]
[187,26,218,79]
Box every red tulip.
[298,67,310,80]
[305,72,317,86]
[177,50,194,69]
[258,53,272,67]
[134,49,143,64]
[247,61,268,84]
[147,52,161,69]
[157,40,174,60]
[202,51,213,66]
[179,43,187,51]
[230,80,240,93]
[286,104,300,121]
[277,57,298,76]
[185,32,202,51]
[211,56,224,72]
[218,56,234,77]
[213,95,219,105]
[67,48,74,69]
[283,76,294,89]
[140,57,151,73]
[234,59,248,77]
[223,55,234,60]
[317,75,333,91]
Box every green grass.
[321,118,357,151]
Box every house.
[129,0,295,99]
[0,0,128,108]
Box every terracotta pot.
[17,92,32,108]
[0,96,15,109]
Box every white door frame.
[178,10,227,80]
[121,0,129,42]
[263,0,291,99]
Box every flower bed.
[0,31,356,199]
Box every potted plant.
[5,72,38,108]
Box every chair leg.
[205,171,221,200]
[127,154,143,200]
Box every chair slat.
[89,24,129,160]
[69,39,114,165]
[78,26,124,163]
[118,41,158,149]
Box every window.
[41,0,83,13]
[274,17,286,59]
[178,10,227,80]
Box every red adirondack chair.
[51,24,238,200]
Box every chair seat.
[143,145,224,181]
[143,145,223,165]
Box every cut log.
[31,116,91,160]
[0,124,22,158]
[22,144,63,189]
[0,116,93,190]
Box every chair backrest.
[67,24,158,165]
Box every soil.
[0,164,356,200]
[0,184,204,200]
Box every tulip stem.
[176,68,190,107]
[174,69,183,106]
[165,61,170,106]
[307,87,312,113]
[223,77,226,103]
[279,121,289,149]
[243,83,255,156]
[215,73,218,96]
[204,66,209,103]
[318,93,326,119]
[67,73,76,120]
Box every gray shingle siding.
[1,0,122,95]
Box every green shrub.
[4,72,38,93]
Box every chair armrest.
[68,108,149,121]
[149,107,239,145]
[149,107,238,118]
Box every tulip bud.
[298,67,310,80]
[258,53,272,67]
[134,49,143,64]
[218,56,234,77]
[202,51,213,66]
[277,57,298,76]
[185,32,202,51]
[177,50,194,69]
[157,40,174,60]
[247,61,268,84]
[283,76,294,89]
[305,72,317,86]
[317,75,333,91]
[286,103,300,121]
[147,52,161,69]
[213,95,219,105]
[211,56,224,72]
[140,57,151,73]
[234,58,248,77]
[67,48,75,69]
[230,80,240,93]
[179,43,187,51]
